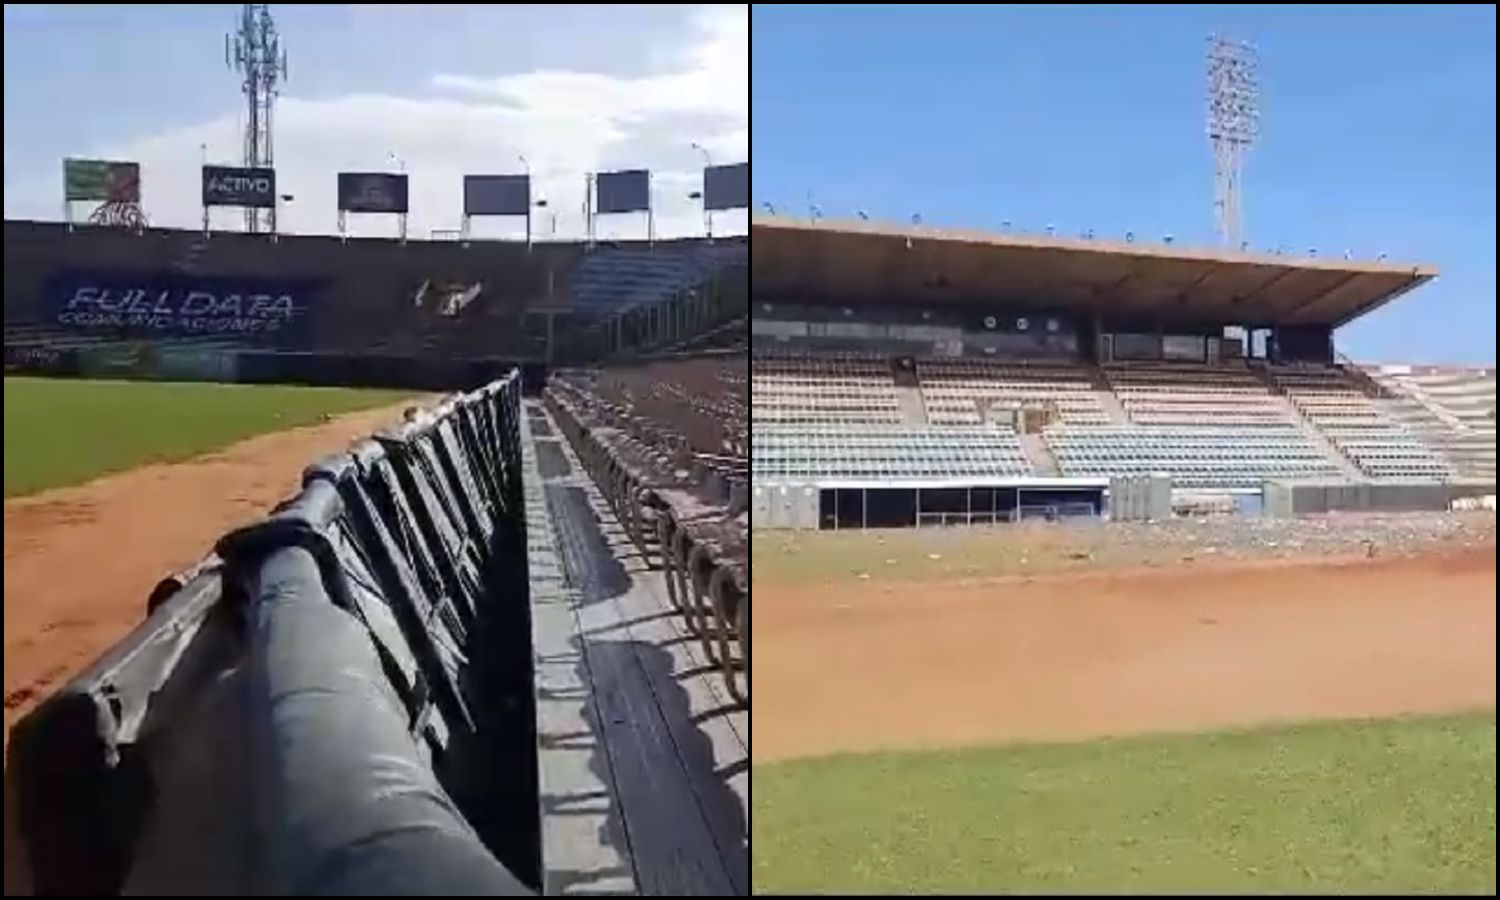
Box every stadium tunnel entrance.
[817,484,1104,529]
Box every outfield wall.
[5,372,540,895]
[4,340,548,392]
[1263,479,1498,516]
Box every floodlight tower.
[227,4,287,233]
[1207,35,1258,250]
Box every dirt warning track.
[3,401,421,746]
[755,543,1497,764]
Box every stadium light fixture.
[1207,35,1259,249]
[691,144,714,239]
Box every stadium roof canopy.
[751,216,1437,328]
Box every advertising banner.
[337,172,409,213]
[595,169,650,214]
[49,270,320,341]
[203,166,276,208]
[64,159,141,202]
[4,344,79,375]
[463,174,530,216]
[703,162,749,211]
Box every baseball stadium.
[5,105,747,900]
[750,211,1495,894]
[3,226,748,895]
[751,5,1494,890]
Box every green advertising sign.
[64,159,141,202]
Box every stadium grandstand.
[750,216,1496,528]
[3,219,746,387]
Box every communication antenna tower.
[1207,35,1258,249]
[227,4,287,233]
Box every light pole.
[691,141,713,239]
[274,193,293,242]
[520,155,550,243]
[519,154,534,246]
[386,153,408,242]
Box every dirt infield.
[2,401,421,746]
[755,528,1497,764]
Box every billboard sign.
[202,166,276,208]
[64,159,141,202]
[48,270,320,341]
[595,169,650,214]
[337,172,409,213]
[463,174,530,216]
[703,162,749,211]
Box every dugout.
[800,480,1106,530]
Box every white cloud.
[5,4,746,241]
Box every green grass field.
[4,377,412,498]
[754,712,1497,894]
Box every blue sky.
[4,4,747,240]
[752,4,1496,365]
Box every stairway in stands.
[1087,367,1132,423]
[891,357,929,424]
[1248,363,1372,482]
[1016,431,1061,477]
[1373,370,1496,480]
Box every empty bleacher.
[1267,364,1453,481]
[750,350,1483,490]
[754,424,1034,480]
[558,355,747,460]
[1103,360,1295,427]
[752,354,901,425]
[572,241,747,313]
[1367,366,1496,480]
[544,355,747,707]
[916,358,1109,424]
[1044,425,1342,488]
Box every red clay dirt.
[3,401,425,748]
[755,544,1497,764]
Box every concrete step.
[1017,430,1060,477]
[1087,366,1132,424]
[895,384,928,425]
[891,358,928,424]
[1272,395,1365,481]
